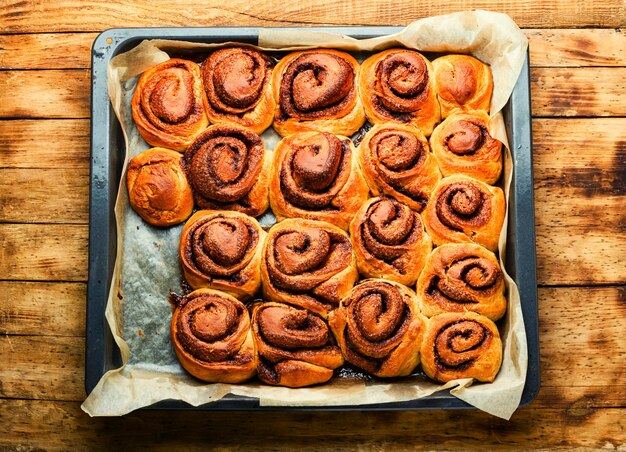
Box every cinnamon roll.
[269,131,369,231]
[360,49,440,136]
[430,111,502,184]
[423,175,505,251]
[183,124,271,217]
[201,46,276,134]
[349,197,432,286]
[261,218,358,318]
[420,311,502,383]
[416,244,506,321]
[251,301,344,387]
[272,49,365,137]
[357,124,441,213]
[179,210,265,300]
[328,279,426,378]
[432,54,493,118]
[171,288,256,383]
[126,148,193,226]
[131,58,209,151]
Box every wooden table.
[1,2,624,449]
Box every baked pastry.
[269,131,369,230]
[261,218,358,317]
[126,148,194,226]
[420,311,502,383]
[272,49,365,137]
[251,302,344,387]
[422,175,505,251]
[416,243,506,321]
[179,210,266,300]
[349,197,432,286]
[432,54,493,118]
[131,58,209,151]
[430,111,502,184]
[328,279,426,377]
[183,124,271,217]
[357,123,441,212]
[171,288,256,383]
[201,46,276,134]
[360,49,440,136]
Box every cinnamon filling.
[280,133,349,210]
[279,52,356,120]
[433,320,492,370]
[444,121,488,156]
[184,125,264,203]
[203,47,273,115]
[435,182,491,232]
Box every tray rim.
[87,26,540,412]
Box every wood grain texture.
[0,282,86,336]
[0,33,97,70]
[0,224,88,281]
[0,29,624,70]
[0,168,89,223]
[0,400,624,450]
[533,118,626,285]
[527,29,626,67]
[531,67,626,117]
[0,336,84,401]
[1,0,625,32]
[0,70,90,118]
[0,119,90,169]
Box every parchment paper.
[82,10,529,420]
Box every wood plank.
[0,224,88,281]
[0,33,97,70]
[1,287,622,408]
[530,67,626,116]
[0,282,86,336]
[0,399,624,450]
[0,30,625,70]
[0,168,89,223]
[0,119,90,169]
[527,29,626,67]
[0,336,84,401]
[0,69,90,118]
[1,0,624,32]
[533,118,626,285]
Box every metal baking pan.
[87,27,540,410]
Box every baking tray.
[87,27,540,411]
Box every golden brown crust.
[328,279,426,377]
[251,302,344,387]
[171,289,257,383]
[131,58,209,151]
[432,54,493,118]
[272,49,365,137]
[430,111,502,184]
[357,123,441,213]
[269,131,370,230]
[420,311,502,383]
[126,148,194,226]
[179,210,266,300]
[422,175,505,251]
[201,46,276,134]
[416,243,506,321]
[183,124,271,217]
[349,197,432,286]
[360,49,440,136]
[260,218,358,318]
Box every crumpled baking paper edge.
[82,10,529,420]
